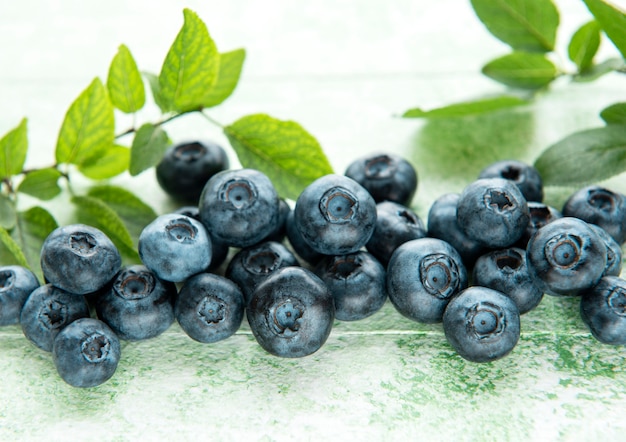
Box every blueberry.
[174,206,229,270]
[138,214,212,282]
[199,168,280,248]
[443,286,520,363]
[478,159,543,202]
[314,251,386,321]
[226,241,299,303]
[426,193,487,267]
[20,284,90,351]
[285,210,323,266]
[526,217,607,296]
[580,276,626,345]
[457,178,530,248]
[345,152,418,206]
[175,273,245,343]
[52,317,121,388]
[156,140,229,204]
[95,265,176,341]
[366,201,427,266]
[562,185,626,244]
[472,248,543,314]
[0,265,40,326]
[294,174,377,255]
[516,201,562,249]
[387,238,468,323]
[589,224,623,277]
[40,224,121,295]
[247,266,334,358]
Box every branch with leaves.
[0,8,333,280]
[402,0,626,187]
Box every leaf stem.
[200,111,224,128]
[114,111,193,140]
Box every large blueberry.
[472,248,543,314]
[457,178,530,248]
[0,265,40,326]
[562,185,626,244]
[95,265,176,341]
[226,241,299,303]
[175,273,245,344]
[52,317,121,388]
[344,152,418,206]
[138,213,212,282]
[387,238,468,323]
[294,174,377,255]
[478,159,544,202]
[314,251,386,321]
[366,201,427,266]
[199,169,280,248]
[526,217,607,296]
[443,286,520,363]
[426,193,487,267]
[40,224,121,295]
[156,140,229,204]
[20,284,90,351]
[247,267,334,358]
[580,276,626,345]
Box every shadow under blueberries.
[407,106,536,191]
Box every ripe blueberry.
[580,276,626,345]
[478,159,543,202]
[52,317,121,388]
[345,152,418,206]
[175,273,245,344]
[156,140,229,204]
[294,174,377,255]
[387,238,468,323]
[95,265,176,341]
[40,224,121,295]
[138,213,212,282]
[0,265,40,326]
[443,286,520,363]
[199,168,280,248]
[247,267,334,358]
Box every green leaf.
[534,125,626,186]
[0,194,16,230]
[583,0,626,59]
[144,72,170,114]
[78,144,130,179]
[158,8,220,112]
[568,21,601,72]
[10,207,58,280]
[17,168,63,200]
[402,96,528,119]
[0,226,28,268]
[72,195,139,260]
[482,52,558,89]
[129,123,170,176]
[55,78,115,165]
[202,48,246,108]
[107,44,146,113]
[600,102,626,125]
[86,185,157,248]
[573,57,626,82]
[470,0,559,52]
[0,118,28,179]
[224,114,334,201]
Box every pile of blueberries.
[2,139,626,388]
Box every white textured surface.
[2,1,626,440]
